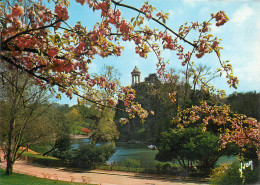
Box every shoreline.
[70,134,90,139]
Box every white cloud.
[183,0,199,7]
[231,4,254,26]
[233,40,260,91]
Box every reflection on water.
[71,139,158,169]
[107,142,158,169]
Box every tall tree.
[0,67,54,175]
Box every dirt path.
[0,152,207,185]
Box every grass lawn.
[0,168,91,185]
[18,150,58,160]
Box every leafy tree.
[84,107,119,144]
[46,134,71,160]
[156,127,225,172]
[40,103,72,157]
[0,67,54,175]
[69,143,115,169]
[65,108,84,135]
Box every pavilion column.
[131,66,141,86]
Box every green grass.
[30,145,50,154]
[0,168,92,185]
[18,151,58,160]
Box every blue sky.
[55,0,260,105]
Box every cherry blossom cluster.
[195,36,220,59]
[55,4,69,21]
[140,2,155,19]
[118,86,150,122]
[212,11,229,27]
[155,11,169,23]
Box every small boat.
[148,145,157,150]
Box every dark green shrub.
[19,153,65,167]
[162,162,172,173]
[243,167,259,184]
[119,158,140,168]
[154,161,164,172]
[210,162,242,185]
[69,143,115,169]
[52,135,71,160]
[154,161,178,174]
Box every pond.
[71,138,159,169]
[71,138,237,170]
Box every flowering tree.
[0,0,236,115]
[172,102,260,159]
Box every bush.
[154,161,164,172]
[19,152,65,167]
[210,161,259,185]
[119,158,140,168]
[162,162,172,173]
[243,166,259,184]
[52,135,71,160]
[154,161,179,174]
[210,162,242,185]
[69,143,115,169]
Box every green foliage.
[90,108,119,143]
[18,151,65,167]
[67,104,119,143]
[69,143,115,169]
[52,134,71,160]
[156,127,223,172]
[210,162,260,185]
[209,162,242,185]
[243,166,259,184]
[154,161,179,174]
[116,71,221,143]
[65,108,84,135]
[99,164,145,173]
[225,91,260,121]
[119,158,140,168]
[116,72,177,142]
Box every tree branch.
[111,0,197,48]
[1,55,125,111]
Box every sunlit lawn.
[0,168,92,185]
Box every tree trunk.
[42,147,55,156]
[6,117,15,175]
[5,158,14,175]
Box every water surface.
[71,139,158,169]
